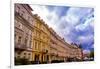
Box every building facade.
[32,14,51,63]
[49,28,83,62]
[15,4,34,62]
[15,4,83,64]
[68,44,83,61]
[31,15,83,63]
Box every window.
[37,42,39,50]
[17,56,20,58]
[38,23,40,28]
[17,52,20,55]
[20,10,24,17]
[35,41,37,50]
[25,38,28,47]
[31,19,34,24]
[37,32,39,37]
[14,34,16,39]
[41,55,43,62]
[18,24,21,29]
[35,54,39,61]
[47,55,49,61]
[16,6,20,13]
[28,53,31,55]
[18,36,21,44]
[28,56,30,59]
[29,40,32,48]
[23,56,25,59]
[31,19,33,22]
[35,41,38,50]
[28,16,30,21]
[36,31,37,37]
[17,6,20,10]
[26,33,28,38]
[22,11,25,16]
[24,53,26,55]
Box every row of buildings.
[14,4,83,64]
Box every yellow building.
[15,4,83,64]
[32,14,51,63]
[32,14,83,63]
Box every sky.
[30,5,94,53]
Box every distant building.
[83,50,90,60]
[68,44,83,60]
[49,28,70,62]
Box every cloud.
[75,15,94,32]
[83,49,90,54]
[30,4,94,51]
[30,5,61,30]
[78,35,94,45]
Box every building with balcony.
[49,28,72,62]
[32,14,51,63]
[68,44,83,61]
[14,4,34,62]
[14,4,83,64]
[32,14,83,63]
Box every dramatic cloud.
[30,4,94,52]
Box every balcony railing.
[15,12,34,30]
[41,49,48,54]
[15,43,27,51]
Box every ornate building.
[49,28,69,62]
[68,44,83,61]
[14,4,83,64]
[32,14,51,63]
[14,4,34,62]
[49,28,83,62]
[32,14,83,63]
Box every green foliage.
[90,50,94,58]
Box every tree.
[90,50,94,58]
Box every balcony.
[41,49,48,54]
[15,12,34,30]
[15,43,27,51]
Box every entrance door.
[41,54,43,62]
[46,55,49,62]
[35,54,39,63]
